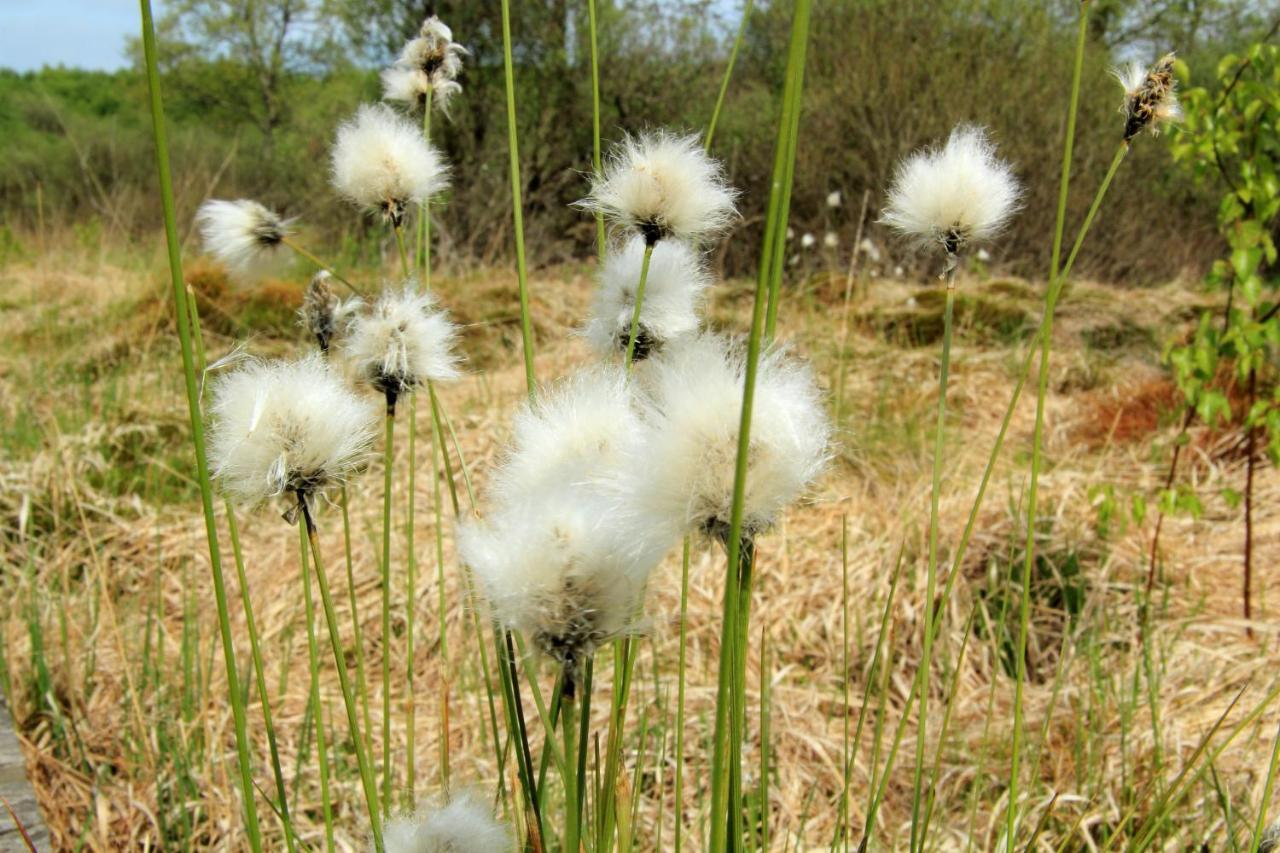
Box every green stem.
[298,518,334,853]
[137,2,262,847]
[417,89,433,285]
[910,265,956,850]
[280,236,362,295]
[674,535,691,853]
[1009,145,1124,852]
[380,409,394,815]
[762,0,811,343]
[587,0,606,261]
[563,670,580,853]
[726,538,757,849]
[393,225,411,281]
[341,487,375,776]
[429,391,451,791]
[704,0,754,153]
[1249,719,1280,852]
[624,241,655,370]
[300,497,383,850]
[500,0,536,397]
[227,503,298,852]
[405,396,417,806]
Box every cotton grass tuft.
[381,790,509,853]
[1116,52,1182,140]
[627,333,830,543]
[881,124,1021,257]
[195,199,292,279]
[207,354,377,509]
[578,130,737,245]
[331,104,448,226]
[342,286,460,413]
[584,237,710,360]
[382,15,468,113]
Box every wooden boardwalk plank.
[0,700,48,852]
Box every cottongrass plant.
[195,199,292,279]
[382,791,509,853]
[579,131,737,366]
[881,122,1020,848]
[332,104,448,273]
[584,237,709,361]
[300,271,360,354]
[342,286,460,814]
[206,354,385,845]
[460,366,672,852]
[381,16,468,115]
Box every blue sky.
[0,0,150,72]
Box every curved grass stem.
[297,518,334,853]
[280,236,362,295]
[623,242,655,370]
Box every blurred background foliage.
[1,0,1277,280]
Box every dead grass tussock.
[1,254,1277,849]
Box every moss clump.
[875,288,1033,347]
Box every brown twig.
[1243,366,1258,636]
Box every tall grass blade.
[500,0,536,396]
[704,0,754,153]
[137,1,262,845]
[298,521,335,852]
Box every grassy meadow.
[1,231,1277,848]
[2,1,1279,851]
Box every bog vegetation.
[1,0,1279,851]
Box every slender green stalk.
[704,0,754,153]
[280,236,362,295]
[587,0,606,260]
[563,671,581,853]
[341,486,375,772]
[300,497,383,850]
[727,539,757,848]
[429,393,451,791]
[393,225,411,280]
[577,660,592,830]
[227,503,297,852]
[1009,140,1127,852]
[417,89,434,283]
[624,242,655,369]
[500,0,536,396]
[674,535,691,853]
[405,396,418,806]
[910,265,957,850]
[137,2,262,846]
[1250,720,1280,852]
[298,519,335,853]
[762,0,811,343]
[380,409,394,815]
[759,623,772,852]
[839,518,851,851]
[920,607,979,843]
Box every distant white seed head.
[881,124,1021,256]
[584,237,710,361]
[381,791,509,853]
[976,247,991,262]
[195,199,292,279]
[827,190,843,208]
[331,104,448,226]
[207,355,378,508]
[460,367,672,669]
[823,232,840,249]
[801,233,816,249]
[342,286,461,412]
[859,238,882,263]
[383,16,468,114]
[578,131,738,244]
[1116,53,1181,140]
[786,227,795,241]
[627,333,830,542]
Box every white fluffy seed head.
[195,199,292,279]
[460,368,672,668]
[342,287,461,409]
[628,333,830,542]
[383,16,468,114]
[487,366,642,505]
[881,124,1021,255]
[823,232,840,249]
[331,104,448,226]
[381,791,509,853]
[578,131,738,244]
[584,237,710,361]
[207,355,378,508]
[1116,53,1181,140]
[827,190,843,209]
[801,233,816,249]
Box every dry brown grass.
[1,248,1277,850]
